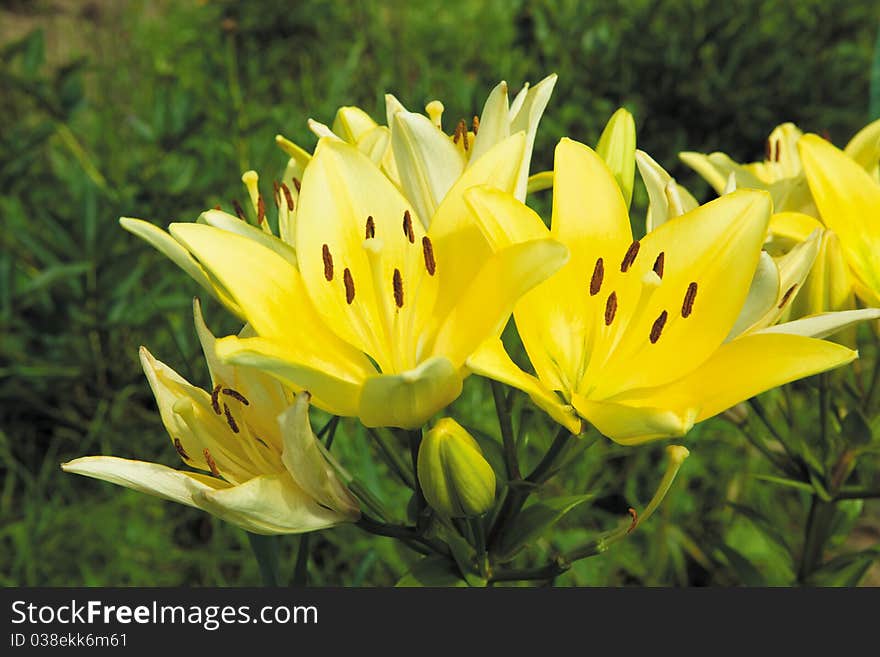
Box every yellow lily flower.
[168,138,568,429]
[277,74,557,224]
[466,138,859,444]
[62,301,360,534]
[124,77,557,322]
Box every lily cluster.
[62,75,880,584]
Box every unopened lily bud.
[417,418,496,517]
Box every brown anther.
[292,177,301,192]
[604,291,618,326]
[280,183,295,211]
[393,268,404,308]
[765,138,772,162]
[626,507,639,534]
[232,199,246,222]
[223,403,240,434]
[773,140,781,162]
[343,268,355,304]
[204,448,220,476]
[322,244,334,281]
[778,284,797,308]
[365,215,376,239]
[590,257,604,296]
[454,119,469,150]
[682,282,698,318]
[221,388,250,406]
[272,180,281,207]
[173,438,190,460]
[213,204,222,211]
[649,310,668,344]
[620,240,641,272]
[472,115,480,135]
[257,195,266,224]
[211,384,222,415]
[403,210,415,243]
[422,236,436,275]
[653,252,665,279]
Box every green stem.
[348,478,392,522]
[355,515,447,556]
[798,496,837,584]
[246,532,280,587]
[491,381,521,480]
[406,428,430,531]
[487,426,576,552]
[526,426,575,485]
[367,427,415,488]
[748,397,804,474]
[292,534,310,587]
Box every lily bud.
[417,418,496,517]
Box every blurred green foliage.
[1,0,878,586]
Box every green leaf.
[840,409,873,447]
[497,494,593,561]
[807,548,880,586]
[396,555,467,587]
[715,545,767,587]
[751,473,815,495]
[726,502,794,557]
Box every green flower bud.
[417,418,496,517]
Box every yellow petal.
[295,137,434,372]
[139,346,256,484]
[799,133,880,295]
[757,308,880,339]
[199,209,298,267]
[595,190,772,396]
[596,108,636,208]
[358,356,463,429]
[215,335,366,418]
[527,170,554,193]
[356,125,390,166]
[570,394,696,445]
[725,252,780,339]
[636,149,698,231]
[551,137,632,256]
[462,185,550,251]
[679,151,764,194]
[844,117,880,173]
[469,80,510,165]
[510,140,633,396]
[428,132,527,321]
[466,339,582,434]
[508,73,557,201]
[391,110,466,226]
[170,222,373,381]
[619,333,857,424]
[194,473,354,535]
[279,393,360,519]
[767,211,824,244]
[431,238,569,368]
[61,455,229,505]
[789,229,855,318]
[119,217,242,315]
[332,106,379,143]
